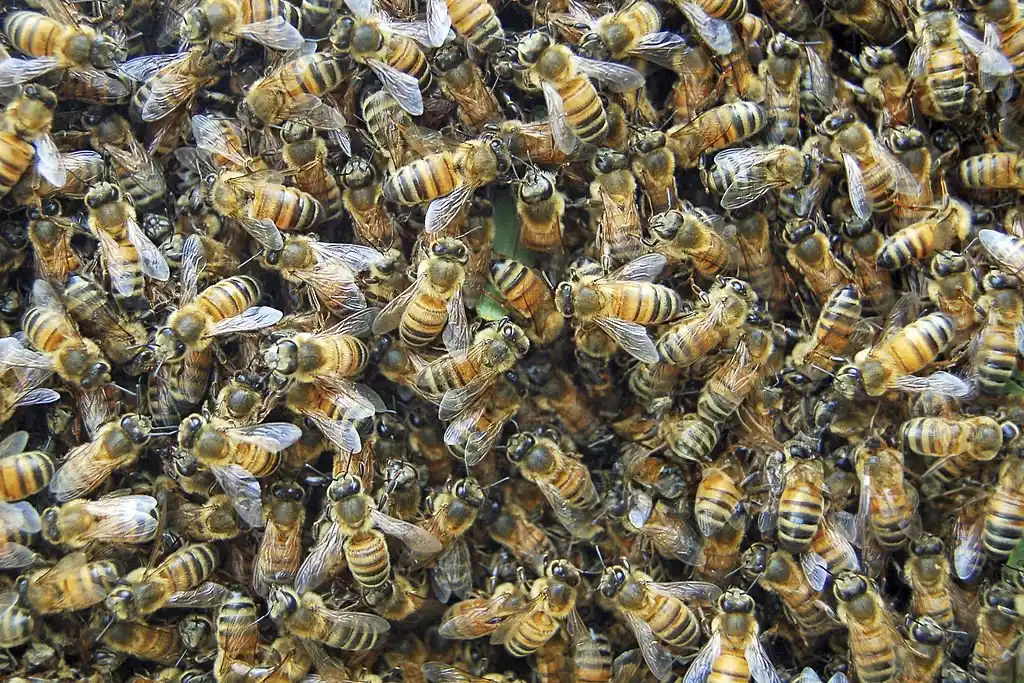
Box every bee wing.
[65,69,130,102]
[310,242,385,273]
[592,317,659,363]
[34,135,67,187]
[191,114,250,169]
[235,217,284,252]
[368,58,424,116]
[224,423,303,452]
[426,0,452,47]
[370,507,444,554]
[179,234,206,305]
[210,464,264,528]
[342,0,371,16]
[92,228,138,298]
[165,581,231,608]
[307,413,364,453]
[541,82,580,154]
[566,609,603,673]
[0,431,28,458]
[873,142,923,197]
[0,337,53,371]
[681,629,720,683]
[142,74,200,122]
[443,288,469,355]
[794,669,823,683]
[119,54,183,82]
[75,495,159,544]
[620,610,674,679]
[629,32,690,71]
[0,500,41,534]
[746,633,782,683]
[572,56,644,92]
[49,441,115,502]
[842,152,871,221]
[316,607,392,643]
[803,47,834,106]
[677,3,732,54]
[15,387,60,409]
[489,594,546,645]
[300,264,367,312]
[426,183,475,234]
[980,229,1024,274]
[891,371,974,398]
[373,276,423,334]
[438,372,497,422]
[959,22,1013,89]
[908,41,929,79]
[719,168,781,210]
[206,306,284,338]
[126,216,171,282]
[953,506,984,581]
[854,471,871,547]
[444,403,496,466]
[282,94,349,132]
[422,662,491,683]
[235,17,305,51]
[438,592,522,639]
[613,253,667,282]
[800,552,830,591]
[431,538,472,602]
[388,21,435,47]
[321,307,380,338]
[295,520,343,593]
[102,145,165,198]
[0,542,37,569]
[535,478,598,537]
[0,57,61,87]
[645,580,723,604]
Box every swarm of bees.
[5,0,1024,678]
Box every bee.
[378,457,420,522]
[972,0,1024,76]
[364,572,430,621]
[528,365,610,449]
[513,169,565,253]
[694,452,746,538]
[823,0,901,44]
[212,589,259,675]
[742,544,838,644]
[761,439,825,553]
[268,586,390,649]
[0,499,41,569]
[154,238,282,365]
[0,431,54,502]
[834,311,969,399]
[838,219,895,315]
[213,373,267,427]
[0,9,125,88]
[40,494,158,548]
[0,84,66,203]
[625,489,705,565]
[555,254,682,363]
[598,560,721,679]
[970,581,1022,682]
[253,480,305,598]
[444,369,525,466]
[18,551,119,613]
[179,0,303,53]
[819,109,922,220]
[853,437,920,551]
[659,410,719,463]
[262,234,380,314]
[958,153,1024,192]
[755,34,806,146]
[877,198,972,271]
[901,415,1015,463]
[489,259,564,347]
[971,269,1024,396]
[626,130,679,216]
[236,52,348,132]
[668,35,719,124]
[48,413,152,502]
[122,46,221,131]
[434,42,501,132]
[697,325,775,425]
[170,494,244,541]
[411,477,486,601]
[707,145,819,211]
[103,543,220,621]
[901,616,947,683]
[296,474,440,593]
[27,202,79,286]
[983,449,1024,558]
[0,592,34,648]
[62,274,153,373]
[384,135,512,234]
[856,46,912,129]
[207,168,324,249]
[903,534,955,629]
[781,220,851,307]
[486,501,557,575]
[82,110,166,214]
[102,620,184,665]
[280,122,344,224]
[832,573,903,683]
[492,119,574,167]
[666,101,766,169]
[358,248,410,308]
[340,158,397,252]
[789,285,863,383]
[732,213,784,308]
[657,277,756,368]
[423,0,504,53]
[504,31,643,154]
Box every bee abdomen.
[447,0,503,53]
[197,276,262,321]
[0,133,35,197]
[778,487,823,552]
[401,292,449,347]
[556,76,607,146]
[975,327,1016,395]
[344,531,391,589]
[0,451,55,501]
[983,492,1024,557]
[385,157,458,205]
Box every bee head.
[488,137,513,177]
[819,109,855,137]
[598,562,629,598]
[553,281,575,317]
[265,339,299,376]
[80,360,112,390]
[85,182,121,210]
[40,507,61,545]
[103,583,138,621]
[910,534,944,556]
[833,572,869,601]
[546,559,580,587]
[269,587,301,620]
[329,16,356,51]
[327,474,363,501]
[648,209,683,241]
[908,617,945,646]
[434,42,466,72]
[271,480,305,502]
[154,327,187,363]
[453,478,485,508]
[719,589,753,613]
[89,34,124,70]
[742,543,771,576]
[506,432,534,463]
[498,319,530,356]
[178,414,206,450]
[182,7,211,42]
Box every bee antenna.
[238,251,262,269]
[114,383,136,396]
[481,476,510,490]
[594,545,606,568]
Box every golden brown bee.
[280,122,344,223]
[657,277,755,368]
[781,219,851,307]
[80,110,164,214]
[0,498,40,569]
[253,480,305,597]
[597,560,720,679]
[438,580,525,641]
[434,42,500,132]
[104,543,220,621]
[18,550,119,613]
[658,410,719,463]
[762,439,825,553]
[424,0,504,52]
[667,101,766,169]
[514,169,565,253]
[971,269,1024,397]
[970,581,1022,681]
[486,501,557,575]
[983,450,1024,558]
[823,0,901,44]
[207,169,324,250]
[339,158,397,252]
[0,83,65,203]
[697,325,775,425]
[264,307,373,389]
[492,119,574,167]
[757,34,804,145]
[588,149,641,270]
[857,46,912,129]
[877,198,972,271]
[0,431,54,503]
[901,415,1015,462]
[0,591,34,648]
[694,452,745,538]
[61,274,153,373]
[789,284,863,384]
[179,0,303,53]
[853,437,920,551]
[102,620,183,665]
[684,593,781,683]
[48,413,152,503]
[27,202,79,287]
[40,494,158,548]
[237,52,348,131]
[262,233,381,314]
[170,494,243,542]
[364,572,430,621]
[903,534,955,629]
[668,35,719,124]
[489,259,564,347]
[833,573,903,683]
[269,586,390,649]
[839,218,896,315]
[706,145,819,211]
[628,130,678,215]
[412,477,487,601]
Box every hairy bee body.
[435,43,500,131]
[384,139,504,206]
[777,456,825,553]
[104,543,219,620]
[904,535,955,629]
[102,621,182,665]
[63,274,150,370]
[660,412,719,463]
[160,276,262,358]
[667,102,766,168]
[490,259,564,346]
[0,446,54,502]
[901,416,1009,461]
[694,464,743,537]
[833,573,900,683]
[443,0,504,54]
[514,170,564,253]
[0,134,36,199]
[958,152,1024,190]
[983,453,1024,558]
[755,548,835,640]
[241,53,347,126]
[915,40,975,122]
[23,301,111,389]
[281,127,343,223]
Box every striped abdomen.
[877,311,955,375]
[232,442,280,477]
[154,543,219,592]
[385,154,459,205]
[0,451,55,501]
[505,609,559,656]
[385,36,432,91]
[240,0,303,27]
[555,75,607,146]
[708,650,750,683]
[694,468,742,535]
[959,152,1022,189]
[0,603,32,648]
[983,488,1024,558]
[909,579,954,629]
[870,487,915,550]
[277,53,346,98]
[856,153,897,213]
[216,591,259,658]
[251,185,323,231]
[604,282,682,325]
[877,222,945,270]
[638,593,700,649]
[998,16,1024,69]
[22,307,80,355]
[195,276,261,324]
[401,290,452,347]
[848,620,898,682]
[535,459,598,511]
[344,530,390,589]
[974,323,1016,396]
[920,44,973,121]
[699,0,746,21]
[445,0,503,54]
[4,12,69,58]
[777,476,823,552]
[0,133,35,198]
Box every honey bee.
[411,477,486,601]
[0,84,67,203]
[819,109,922,220]
[263,234,381,314]
[983,449,1024,558]
[82,110,166,214]
[27,202,79,286]
[340,158,397,252]
[901,415,1015,463]
[900,616,947,683]
[253,480,305,598]
[434,42,500,132]
[268,586,390,649]
[61,274,153,373]
[853,437,920,551]
[694,452,746,538]
[834,311,970,399]
[423,0,504,52]
[513,169,565,253]
[684,589,784,683]
[666,101,766,169]
[877,198,972,271]
[207,168,324,250]
[488,259,564,347]
[625,489,705,565]
[0,591,34,647]
[486,501,556,575]
[296,474,440,593]
[731,213,785,308]
[970,581,1022,681]
[504,31,643,154]
[280,122,344,224]
[781,220,851,307]
[422,662,524,683]
[761,439,825,553]
[697,324,775,425]
[122,46,221,131]
[668,35,719,124]
[971,269,1024,397]
[708,145,819,211]
[0,499,40,569]
[444,369,525,466]
[179,0,304,53]
[18,550,119,613]
[789,285,863,384]
[657,277,755,368]
[659,410,719,463]
[104,542,220,621]
[838,219,895,315]
[832,573,903,683]
[823,0,901,43]
[903,534,955,629]
[623,130,678,216]
[102,619,184,665]
[170,494,243,541]
[384,135,511,234]
[0,431,54,502]
[40,494,158,548]
[364,572,430,621]
[236,52,348,132]
[48,413,152,502]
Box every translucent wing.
[621,610,674,679]
[235,17,305,51]
[65,70,130,102]
[908,42,929,79]
[34,135,67,187]
[0,338,53,371]
[747,633,782,683]
[573,56,645,92]
[426,183,475,233]
[593,317,659,363]
[565,610,602,677]
[307,414,364,453]
[980,229,1024,274]
[542,81,579,154]
[629,31,689,70]
[444,403,499,466]
[0,432,28,458]
[225,423,303,452]
[443,288,469,355]
[119,54,182,81]
[49,442,116,502]
[959,22,1013,90]
[438,591,523,639]
[321,307,379,338]
[295,520,344,593]
[126,217,170,281]
[311,606,391,644]
[535,478,598,537]
[343,0,371,15]
[368,59,424,116]
[891,371,974,398]
[426,0,451,46]
[92,228,137,298]
[678,3,731,54]
[75,495,159,543]
[431,538,472,602]
[389,21,434,47]
[211,464,264,528]
[15,388,59,408]
[0,501,41,534]
[206,306,283,337]
[439,373,499,422]
[165,581,231,607]
[0,542,37,569]
[310,242,385,273]
[142,74,200,121]
[191,114,249,168]
[953,508,984,581]
[371,508,443,554]
[873,143,923,196]
[301,264,367,312]
[628,490,654,529]
[843,152,871,220]
[614,253,667,282]
[800,552,830,591]
[372,277,421,334]
[235,216,284,252]
[0,57,61,86]
[803,47,833,105]
[179,234,206,305]
[281,94,348,131]
[646,580,723,604]
[101,145,165,198]
[855,471,871,547]
[682,629,720,683]
[795,668,823,683]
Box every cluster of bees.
[5,0,1024,675]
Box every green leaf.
[477,284,511,321]
[490,189,535,267]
